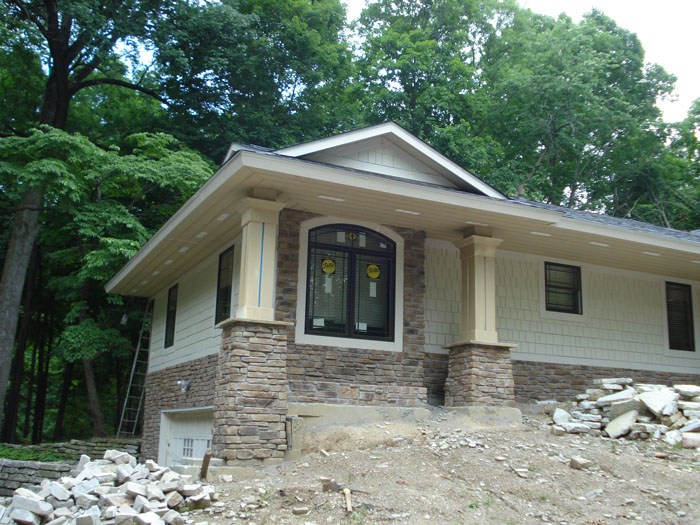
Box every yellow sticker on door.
[366,264,380,279]
[321,259,336,274]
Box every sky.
[343,0,700,123]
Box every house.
[106,122,700,466]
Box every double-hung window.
[666,282,695,351]
[544,262,582,315]
[215,245,235,325]
[164,284,178,348]
[305,224,395,341]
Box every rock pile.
[550,378,700,446]
[0,450,218,525]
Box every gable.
[302,136,459,188]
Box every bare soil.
[187,404,700,524]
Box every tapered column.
[236,198,285,321]
[455,234,503,344]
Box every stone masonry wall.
[212,320,289,465]
[513,360,700,402]
[445,343,516,407]
[141,354,217,460]
[424,352,449,406]
[276,208,428,406]
[0,459,71,497]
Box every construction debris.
[0,451,218,525]
[549,379,700,446]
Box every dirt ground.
[185,404,700,524]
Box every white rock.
[13,495,53,517]
[218,475,234,483]
[76,493,99,509]
[13,488,41,500]
[9,508,41,525]
[147,485,165,501]
[104,506,118,519]
[684,410,700,420]
[592,378,633,386]
[679,420,700,433]
[99,493,133,509]
[162,509,184,525]
[145,460,159,472]
[78,455,91,470]
[664,429,682,445]
[578,401,597,410]
[50,482,71,501]
[53,508,74,519]
[164,491,184,509]
[117,463,135,484]
[674,384,700,397]
[639,389,679,417]
[552,408,570,426]
[571,411,602,422]
[605,410,638,439]
[681,432,700,448]
[133,495,150,514]
[125,482,148,498]
[562,421,590,434]
[595,388,636,407]
[135,511,165,525]
[71,478,100,499]
[45,517,68,525]
[179,484,202,497]
[115,504,138,525]
[678,401,700,411]
[75,506,101,525]
[569,456,594,469]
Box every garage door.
[160,409,213,467]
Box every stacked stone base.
[213,319,292,465]
[289,380,426,406]
[444,342,516,407]
[513,360,700,402]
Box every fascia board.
[276,122,506,200]
[552,218,700,255]
[105,153,246,294]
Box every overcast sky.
[344,0,699,123]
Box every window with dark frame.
[215,245,235,325]
[544,262,582,315]
[164,284,178,348]
[666,282,695,352]
[305,224,395,341]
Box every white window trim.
[662,280,699,359]
[295,216,404,352]
[539,259,588,323]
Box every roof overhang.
[106,151,700,297]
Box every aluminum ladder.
[117,298,153,437]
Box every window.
[215,246,235,325]
[305,224,395,341]
[666,282,695,351]
[164,284,178,348]
[545,262,582,314]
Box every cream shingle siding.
[424,241,700,374]
[149,237,241,372]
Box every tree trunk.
[83,358,107,437]
[32,315,52,444]
[0,243,39,439]
[52,361,73,442]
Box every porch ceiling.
[107,151,700,297]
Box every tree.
[0,0,175,420]
[0,128,212,435]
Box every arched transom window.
[305,224,396,341]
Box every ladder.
[117,298,153,437]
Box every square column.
[236,198,285,322]
[454,235,503,344]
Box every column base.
[444,341,517,407]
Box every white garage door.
[160,409,213,467]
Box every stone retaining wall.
[1,438,139,462]
[276,209,428,405]
[0,459,72,496]
[513,360,700,402]
[141,354,217,460]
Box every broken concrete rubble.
[548,378,700,446]
[0,450,218,525]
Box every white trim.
[295,216,405,353]
[157,406,214,466]
[538,259,589,323]
[662,280,699,359]
[275,122,506,199]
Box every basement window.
[215,245,235,325]
[544,262,582,315]
[164,284,178,348]
[666,282,695,351]
[305,224,395,341]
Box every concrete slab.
[287,403,431,431]
[448,406,523,425]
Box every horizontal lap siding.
[149,238,241,372]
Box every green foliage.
[0,444,70,462]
